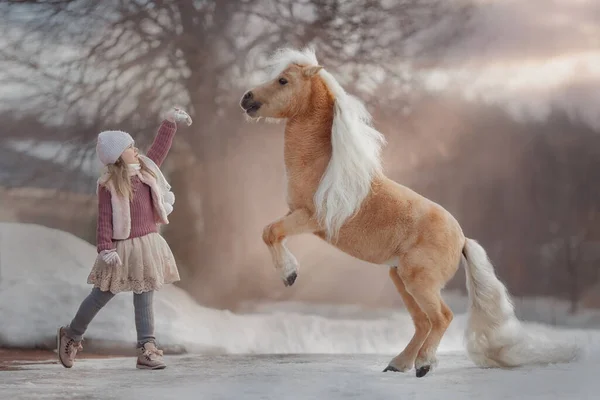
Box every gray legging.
[66,287,155,347]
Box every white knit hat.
[96,130,135,165]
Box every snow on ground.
[2,353,600,400]
[0,223,464,355]
[1,222,599,357]
[1,222,600,398]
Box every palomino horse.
[240,47,579,377]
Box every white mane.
[267,47,387,240]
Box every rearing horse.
[240,47,579,377]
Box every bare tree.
[0,0,472,307]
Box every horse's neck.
[284,119,331,164]
[283,106,333,200]
[284,80,334,165]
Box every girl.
[57,107,192,370]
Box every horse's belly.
[313,227,401,265]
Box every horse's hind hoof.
[284,272,297,287]
[416,365,430,378]
[383,365,400,373]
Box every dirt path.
[0,348,121,371]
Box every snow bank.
[0,222,598,356]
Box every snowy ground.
[2,352,600,400]
[1,223,600,399]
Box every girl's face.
[120,144,139,164]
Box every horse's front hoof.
[283,271,297,287]
[415,365,431,378]
[383,365,400,372]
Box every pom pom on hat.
[96,130,135,165]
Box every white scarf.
[128,163,141,172]
[97,155,175,240]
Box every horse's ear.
[302,65,323,77]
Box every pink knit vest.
[96,120,176,252]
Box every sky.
[417,0,600,130]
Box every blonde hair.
[105,157,156,199]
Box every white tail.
[462,238,581,368]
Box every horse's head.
[240,63,323,119]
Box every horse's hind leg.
[398,265,454,378]
[384,267,431,373]
[415,297,453,376]
[262,208,318,286]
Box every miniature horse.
[240,47,579,377]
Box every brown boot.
[57,326,83,368]
[136,342,166,370]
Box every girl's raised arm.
[146,107,192,167]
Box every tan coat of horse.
[240,48,579,377]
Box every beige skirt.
[87,232,180,294]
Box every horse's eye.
[278,78,288,85]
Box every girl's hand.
[99,249,123,267]
[165,107,192,126]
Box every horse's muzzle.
[240,91,262,114]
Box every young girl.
[57,106,192,370]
